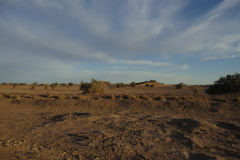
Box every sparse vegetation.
[155,96,166,102]
[145,83,155,87]
[56,95,65,100]
[140,95,152,100]
[68,82,74,87]
[31,85,36,90]
[50,84,56,90]
[130,81,136,87]
[12,83,18,89]
[80,79,106,93]
[175,82,185,89]
[116,83,128,88]
[207,73,240,94]
[76,95,87,100]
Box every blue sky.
[0,0,240,84]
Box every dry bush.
[12,83,18,89]
[140,95,152,100]
[31,85,36,90]
[44,85,48,90]
[155,96,166,102]
[76,95,87,100]
[145,83,155,87]
[50,84,56,90]
[130,81,136,87]
[80,79,105,93]
[123,94,138,100]
[173,95,180,100]
[12,95,21,101]
[193,88,198,93]
[68,83,74,87]
[175,82,185,89]
[103,95,115,99]
[56,95,65,100]
[33,95,39,99]
[115,83,128,88]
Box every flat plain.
[0,84,240,160]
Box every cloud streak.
[0,0,239,83]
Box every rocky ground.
[0,85,240,160]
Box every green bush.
[175,82,185,89]
[207,73,240,94]
[80,79,105,93]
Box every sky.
[0,0,240,84]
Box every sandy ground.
[0,84,240,160]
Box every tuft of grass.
[12,95,21,101]
[104,95,115,99]
[115,83,128,88]
[12,83,18,89]
[76,95,87,100]
[173,95,180,100]
[80,79,105,94]
[31,85,36,90]
[140,95,152,100]
[145,83,155,87]
[123,94,138,100]
[56,95,65,100]
[175,82,185,89]
[50,84,56,90]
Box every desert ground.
[0,83,240,160]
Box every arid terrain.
[0,84,240,160]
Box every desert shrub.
[12,95,21,101]
[12,83,18,89]
[32,82,38,85]
[56,95,65,100]
[130,81,136,87]
[207,73,240,94]
[193,88,198,93]
[155,96,166,102]
[116,83,128,88]
[173,95,180,100]
[80,79,105,93]
[31,85,36,90]
[33,95,39,99]
[68,82,74,87]
[103,95,115,99]
[50,84,56,90]
[76,95,87,100]
[145,83,155,87]
[140,95,152,100]
[1,82,8,85]
[123,94,138,100]
[175,82,185,89]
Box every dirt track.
[0,85,240,160]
